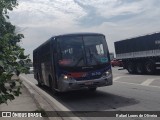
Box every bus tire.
[144,60,155,74]
[88,87,97,92]
[37,73,42,87]
[49,75,59,95]
[136,63,145,74]
[127,62,136,74]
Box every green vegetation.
[0,0,30,104]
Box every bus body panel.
[33,33,113,92]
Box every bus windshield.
[57,35,109,67]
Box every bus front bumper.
[58,75,113,92]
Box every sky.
[9,0,160,60]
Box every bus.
[33,33,112,93]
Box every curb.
[19,75,81,120]
[21,76,63,120]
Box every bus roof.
[52,32,104,38]
[34,32,105,52]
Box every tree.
[0,0,30,104]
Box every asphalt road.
[23,67,160,120]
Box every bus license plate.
[85,82,93,85]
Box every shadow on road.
[38,85,139,111]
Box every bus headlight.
[102,70,112,78]
[64,75,68,79]
[63,75,74,81]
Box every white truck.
[114,32,160,74]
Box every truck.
[33,33,113,94]
[114,32,160,74]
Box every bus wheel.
[145,60,155,74]
[127,62,136,74]
[88,87,97,92]
[49,75,59,95]
[136,63,144,74]
[37,73,42,87]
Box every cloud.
[8,0,160,60]
[74,0,146,26]
[10,0,87,27]
[11,0,146,27]
[77,0,144,16]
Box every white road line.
[114,80,160,89]
[113,75,147,81]
[113,76,123,81]
[113,76,136,81]
[140,79,155,86]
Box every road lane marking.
[140,79,155,86]
[113,75,140,81]
[113,76,124,81]
[114,80,160,89]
